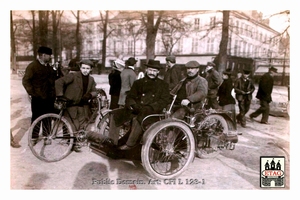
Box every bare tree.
[38,11,49,46]
[71,10,82,59]
[51,10,64,62]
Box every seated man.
[108,59,170,150]
[171,60,208,120]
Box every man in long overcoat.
[108,59,170,149]
[250,66,277,124]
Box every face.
[42,54,52,63]
[186,67,199,77]
[80,64,92,76]
[146,67,159,79]
[243,73,250,78]
[222,73,228,79]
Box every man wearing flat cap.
[205,61,222,109]
[234,68,255,127]
[164,55,184,91]
[55,59,98,152]
[23,46,56,125]
[250,66,278,124]
[170,60,208,119]
[108,59,170,150]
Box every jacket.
[118,68,137,105]
[55,71,98,105]
[205,69,222,98]
[22,59,56,99]
[256,72,274,103]
[164,64,183,91]
[108,70,121,96]
[171,75,208,109]
[234,76,255,101]
[217,78,236,106]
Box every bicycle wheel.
[141,120,195,179]
[28,113,74,162]
[195,114,228,159]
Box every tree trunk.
[10,11,16,72]
[101,11,108,74]
[76,11,81,60]
[31,11,37,58]
[218,10,230,74]
[52,11,58,62]
[38,11,49,46]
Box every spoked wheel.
[195,114,228,159]
[28,113,74,162]
[141,120,195,179]
[98,112,131,143]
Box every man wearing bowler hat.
[108,59,170,150]
[249,66,278,124]
[205,61,222,109]
[23,46,56,124]
[170,60,208,120]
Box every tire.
[195,114,228,159]
[28,113,74,162]
[141,120,195,179]
[98,112,131,142]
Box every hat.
[243,69,251,75]
[114,59,125,71]
[185,60,200,68]
[38,46,52,55]
[80,59,94,68]
[166,55,176,63]
[144,59,161,69]
[125,57,137,66]
[223,68,232,75]
[269,66,278,73]
[207,62,216,67]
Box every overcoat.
[256,72,274,103]
[205,69,222,98]
[118,68,137,105]
[217,78,236,106]
[164,64,183,91]
[234,77,255,101]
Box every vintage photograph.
[9,4,292,193]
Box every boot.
[119,118,142,150]
[86,131,115,147]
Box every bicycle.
[27,88,109,162]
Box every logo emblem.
[260,156,285,188]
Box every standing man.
[108,60,123,109]
[234,68,255,127]
[171,60,208,120]
[22,46,56,124]
[55,59,98,152]
[164,55,183,91]
[205,62,222,109]
[109,59,170,149]
[249,66,277,124]
[118,57,137,107]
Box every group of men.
[15,45,277,152]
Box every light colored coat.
[118,68,137,106]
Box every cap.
[269,66,278,73]
[125,57,137,66]
[166,55,176,63]
[185,60,200,68]
[80,59,94,68]
[223,68,232,75]
[207,62,216,67]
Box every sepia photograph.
[5,0,297,197]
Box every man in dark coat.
[22,46,56,124]
[234,69,255,127]
[164,55,184,91]
[108,61,122,109]
[205,62,222,109]
[249,66,278,124]
[108,59,170,150]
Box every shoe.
[241,124,247,128]
[73,145,82,152]
[118,144,134,150]
[102,138,115,148]
[11,140,21,148]
[249,115,254,122]
[260,121,269,125]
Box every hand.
[56,96,68,102]
[181,99,190,106]
[131,104,141,114]
[81,93,92,103]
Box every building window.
[236,20,239,33]
[210,17,216,28]
[192,38,198,53]
[207,38,214,53]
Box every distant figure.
[234,68,255,128]
[118,57,137,107]
[68,55,80,72]
[108,60,123,109]
[205,62,222,109]
[217,68,236,123]
[250,66,278,125]
[164,55,184,91]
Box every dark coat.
[256,72,274,103]
[164,64,183,91]
[234,77,255,101]
[217,78,236,106]
[113,75,170,126]
[22,59,56,99]
[206,69,222,98]
[108,70,121,96]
